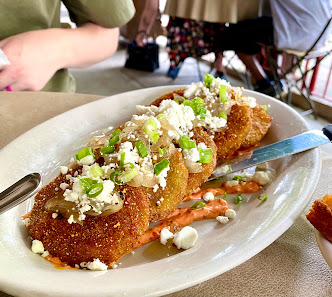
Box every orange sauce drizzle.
[183,181,261,202]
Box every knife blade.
[207,124,332,182]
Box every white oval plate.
[0,87,321,297]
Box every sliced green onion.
[180,135,196,149]
[144,118,159,143]
[154,158,170,176]
[226,165,232,174]
[183,97,205,116]
[120,152,126,168]
[262,105,268,113]
[190,201,206,210]
[219,110,227,120]
[109,135,120,146]
[100,145,115,154]
[257,194,268,202]
[198,148,213,163]
[112,129,123,136]
[86,183,103,198]
[219,85,228,102]
[159,147,168,156]
[135,140,148,158]
[78,177,96,192]
[110,169,125,185]
[90,164,104,178]
[204,73,215,88]
[76,147,95,161]
[232,175,243,181]
[222,192,227,200]
[157,113,166,119]
[119,167,138,183]
[150,130,160,143]
[234,193,243,204]
[199,107,207,119]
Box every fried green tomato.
[184,127,217,196]
[142,150,188,223]
[240,104,272,149]
[213,104,253,163]
[27,174,150,267]
[149,89,186,107]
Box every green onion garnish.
[112,129,123,136]
[78,177,96,192]
[86,183,103,198]
[154,158,170,176]
[204,73,215,88]
[190,201,206,210]
[100,145,115,154]
[232,175,243,181]
[109,135,119,146]
[120,152,126,168]
[219,110,227,120]
[159,147,168,156]
[222,192,227,200]
[110,169,125,185]
[90,164,104,178]
[144,118,160,143]
[183,97,205,117]
[135,140,148,158]
[219,85,228,102]
[199,107,207,119]
[157,113,166,119]
[76,147,95,161]
[179,135,196,149]
[198,148,213,163]
[119,167,138,183]
[234,193,243,204]
[257,194,268,202]
[262,105,268,113]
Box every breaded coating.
[213,104,253,163]
[142,150,188,222]
[149,89,186,107]
[307,194,332,242]
[184,127,217,196]
[240,104,272,149]
[28,174,150,267]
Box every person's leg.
[214,52,228,80]
[237,52,276,96]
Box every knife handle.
[323,125,332,141]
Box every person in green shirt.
[0,0,135,92]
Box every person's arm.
[135,0,159,47]
[0,22,119,91]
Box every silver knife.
[208,124,332,182]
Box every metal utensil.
[208,124,332,182]
[0,173,41,215]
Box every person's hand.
[135,31,147,47]
[0,29,64,91]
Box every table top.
[0,91,331,297]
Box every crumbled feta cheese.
[173,226,198,250]
[60,166,69,175]
[68,215,75,224]
[31,240,44,254]
[111,264,118,269]
[59,182,69,191]
[87,259,108,271]
[225,180,239,187]
[160,227,174,245]
[183,148,200,163]
[24,218,30,227]
[203,192,214,202]
[216,216,229,224]
[41,250,50,258]
[225,209,236,219]
[253,171,270,185]
[52,213,58,219]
